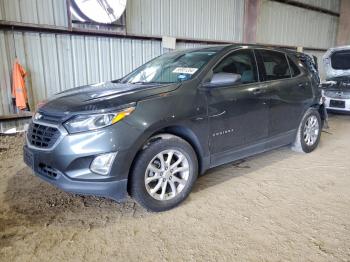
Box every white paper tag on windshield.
[172,67,198,75]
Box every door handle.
[298,83,305,88]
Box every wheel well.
[311,103,326,126]
[318,103,326,119]
[127,126,204,193]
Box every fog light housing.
[90,152,117,175]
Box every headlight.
[64,107,135,133]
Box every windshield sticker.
[172,67,198,75]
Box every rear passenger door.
[207,49,269,162]
[255,49,313,137]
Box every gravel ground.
[0,114,350,262]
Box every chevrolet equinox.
[24,45,324,212]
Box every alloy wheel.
[303,115,319,146]
[145,149,190,201]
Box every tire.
[292,108,321,153]
[129,134,198,212]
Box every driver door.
[206,49,269,165]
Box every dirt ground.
[0,114,350,262]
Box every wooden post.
[243,0,261,43]
[336,0,350,46]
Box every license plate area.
[330,100,345,108]
[23,147,34,169]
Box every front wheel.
[292,108,321,153]
[129,134,198,212]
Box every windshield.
[121,49,218,84]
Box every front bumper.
[24,144,128,201]
[324,96,350,112]
[23,119,141,201]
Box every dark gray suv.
[24,45,324,211]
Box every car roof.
[176,44,298,55]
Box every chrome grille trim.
[26,120,67,151]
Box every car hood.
[39,81,180,118]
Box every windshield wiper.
[129,81,173,85]
[129,81,149,84]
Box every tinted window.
[288,57,301,77]
[213,49,258,84]
[258,50,291,81]
[331,50,350,70]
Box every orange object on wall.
[11,59,28,110]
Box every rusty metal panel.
[257,1,338,49]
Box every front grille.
[38,163,59,179]
[27,123,60,148]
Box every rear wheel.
[130,134,198,212]
[292,108,321,153]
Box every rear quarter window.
[257,50,291,81]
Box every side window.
[213,49,258,84]
[258,50,291,81]
[288,56,301,77]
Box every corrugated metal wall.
[0,0,68,27]
[0,0,246,115]
[293,0,340,12]
[0,0,245,42]
[257,1,338,49]
[0,0,341,116]
[126,0,245,42]
[256,0,339,79]
[0,31,165,115]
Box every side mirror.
[203,73,241,88]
